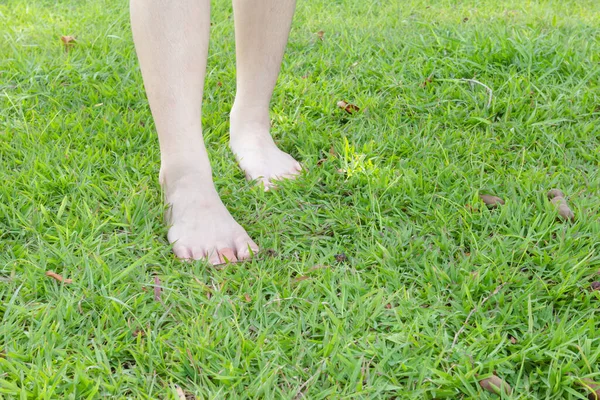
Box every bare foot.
[230,110,302,190]
[162,169,258,264]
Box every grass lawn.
[1,0,600,398]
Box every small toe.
[191,247,206,260]
[173,244,192,260]
[218,248,238,264]
[294,162,302,171]
[235,238,259,260]
[261,178,274,191]
[207,250,221,265]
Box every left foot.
[230,109,302,190]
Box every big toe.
[218,248,238,264]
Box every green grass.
[1,0,600,398]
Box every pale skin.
[130,0,301,264]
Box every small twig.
[294,360,326,399]
[45,270,73,284]
[461,78,493,109]
[263,296,312,307]
[439,78,494,109]
[154,276,162,303]
[451,283,506,348]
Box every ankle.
[159,161,213,189]
[230,102,270,131]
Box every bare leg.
[130,0,258,264]
[230,0,302,190]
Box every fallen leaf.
[479,194,505,209]
[244,293,251,302]
[578,379,600,400]
[154,276,162,302]
[550,196,575,221]
[337,100,360,114]
[479,375,512,395]
[60,35,76,52]
[216,81,222,87]
[591,282,600,291]
[509,336,517,344]
[385,303,392,309]
[292,275,310,284]
[265,249,278,258]
[45,271,73,284]
[547,188,565,200]
[335,253,348,263]
[0,349,5,358]
[316,30,325,40]
[175,385,186,400]
[463,17,469,22]
[133,328,145,338]
[420,75,433,87]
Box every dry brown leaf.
[265,249,278,258]
[133,328,145,338]
[244,293,251,302]
[509,335,517,344]
[385,303,392,309]
[547,189,565,200]
[337,100,360,114]
[45,271,73,284]
[292,275,310,284]
[550,196,575,221]
[479,194,505,209]
[335,253,348,262]
[154,276,162,302]
[316,30,325,40]
[578,379,600,400]
[60,35,76,52]
[591,282,600,291]
[420,75,433,88]
[547,188,574,221]
[175,385,186,400]
[479,375,512,395]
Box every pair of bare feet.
[130,0,300,264]
[164,110,302,265]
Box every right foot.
[162,170,258,264]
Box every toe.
[235,238,259,260]
[173,244,192,260]
[191,247,206,260]
[294,161,302,171]
[218,248,238,264]
[261,178,274,191]
[207,250,221,265]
